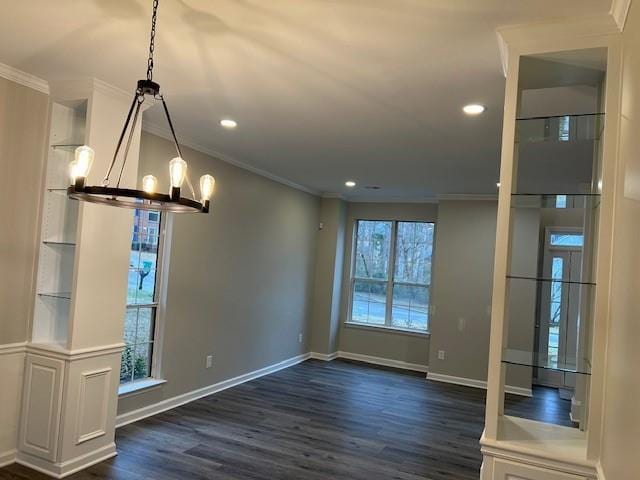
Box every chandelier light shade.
[67,0,214,214]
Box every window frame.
[346,219,435,334]
[119,209,170,393]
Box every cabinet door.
[493,459,589,480]
[19,354,65,461]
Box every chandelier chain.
[146,0,159,81]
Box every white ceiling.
[0,0,612,200]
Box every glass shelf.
[510,193,600,209]
[515,113,605,144]
[43,240,76,247]
[38,292,72,300]
[50,143,82,151]
[506,275,595,286]
[502,348,591,375]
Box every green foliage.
[120,345,149,383]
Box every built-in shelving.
[505,275,595,286]
[50,143,83,151]
[32,100,87,347]
[515,113,605,144]
[43,240,76,246]
[502,348,592,375]
[37,292,72,300]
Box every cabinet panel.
[493,459,587,480]
[19,354,65,461]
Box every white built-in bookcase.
[480,19,622,480]
[32,100,86,347]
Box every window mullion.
[385,221,397,326]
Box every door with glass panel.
[536,229,583,388]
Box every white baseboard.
[116,352,311,428]
[15,443,116,478]
[336,351,428,373]
[0,449,16,468]
[309,351,339,361]
[427,372,532,397]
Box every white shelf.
[482,416,594,472]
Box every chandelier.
[67,0,214,213]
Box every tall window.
[349,220,434,332]
[120,208,163,385]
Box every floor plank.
[0,359,571,480]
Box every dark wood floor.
[0,359,571,480]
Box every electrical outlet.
[457,317,466,332]
[438,350,446,360]
[206,355,213,369]
[298,333,303,343]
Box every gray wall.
[0,77,49,345]
[310,198,346,354]
[336,202,437,366]
[118,131,320,415]
[428,200,497,381]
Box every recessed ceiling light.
[345,181,356,187]
[220,119,238,128]
[463,104,486,115]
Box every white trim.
[610,0,632,31]
[337,351,428,373]
[309,351,339,361]
[0,342,27,355]
[344,321,430,338]
[118,378,167,398]
[0,449,16,468]
[342,196,439,204]
[116,352,311,428]
[27,342,125,361]
[596,461,607,480]
[427,372,532,397]
[15,443,116,478]
[0,62,49,94]
[142,121,318,196]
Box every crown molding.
[142,121,318,196]
[91,78,133,105]
[0,62,49,94]
[345,196,438,204]
[438,194,498,202]
[321,193,346,200]
[495,12,620,78]
[610,0,632,31]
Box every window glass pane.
[123,308,138,345]
[354,220,392,280]
[128,268,157,304]
[135,307,155,344]
[133,343,152,380]
[555,195,567,208]
[122,209,161,385]
[351,280,386,325]
[394,222,434,285]
[120,345,134,384]
[392,285,429,331]
[550,233,583,247]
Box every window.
[120,208,163,385]
[550,233,584,247]
[349,220,434,332]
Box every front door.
[536,229,583,389]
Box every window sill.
[118,378,166,398]
[344,322,430,337]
